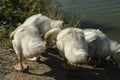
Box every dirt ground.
[0,43,120,80]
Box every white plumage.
[44,28,88,64]
[10,14,64,39]
[56,28,88,64]
[22,14,63,34]
[10,13,64,58]
[10,14,64,71]
[83,29,120,57]
[12,26,46,58]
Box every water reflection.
[51,0,120,42]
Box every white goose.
[10,25,46,71]
[10,14,63,71]
[10,14,63,40]
[83,29,120,64]
[45,28,88,69]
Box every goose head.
[44,28,61,47]
[50,20,64,29]
[110,40,120,54]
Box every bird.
[44,28,88,69]
[10,14,64,71]
[10,14,63,63]
[10,14,63,40]
[10,25,46,72]
[83,29,120,65]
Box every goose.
[83,29,120,64]
[10,14,63,40]
[10,14,63,62]
[10,25,47,71]
[44,28,88,69]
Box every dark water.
[51,0,120,42]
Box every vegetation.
[0,0,50,48]
[0,0,80,48]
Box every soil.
[0,43,120,80]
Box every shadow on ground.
[27,48,120,80]
[0,44,120,80]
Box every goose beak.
[117,49,120,53]
[43,40,50,47]
[43,40,47,46]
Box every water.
[51,0,120,42]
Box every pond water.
[51,0,120,42]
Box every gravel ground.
[0,43,120,80]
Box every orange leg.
[26,56,40,62]
[18,54,24,70]
[96,56,102,65]
[14,54,28,72]
[87,56,93,64]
